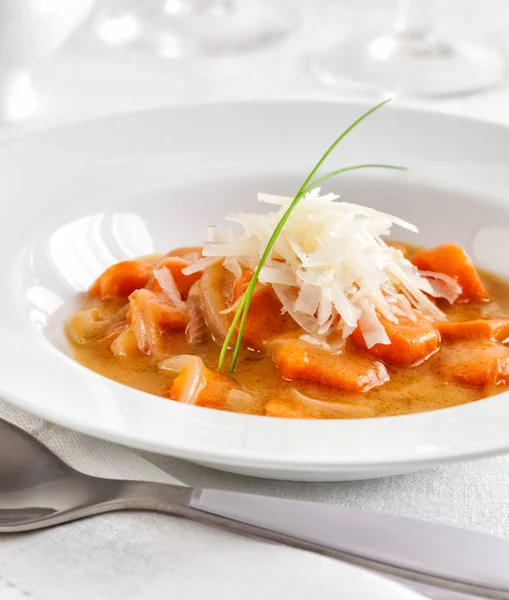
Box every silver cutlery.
[0,417,507,600]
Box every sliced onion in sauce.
[219,294,244,315]
[159,355,205,405]
[290,390,372,417]
[110,327,136,356]
[159,354,194,373]
[66,304,128,345]
[186,281,208,346]
[153,267,186,309]
[299,333,330,349]
[130,300,148,354]
[200,263,232,345]
[225,389,262,413]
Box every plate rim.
[2,99,509,476]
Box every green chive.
[299,163,406,198]
[218,99,404,372]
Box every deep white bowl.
[2,101,509,481]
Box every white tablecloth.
[2,1,509,598]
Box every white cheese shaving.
[418,270,462,304]
[198,188,448,347]
[206,225,224,243]
[181,256,221,276]
[223,257,242,279]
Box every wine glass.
[309,0,508,98]
[0,0,92,123]
[93,0,297,58]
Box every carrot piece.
[272,341,389,392]
[240,286,299,350]
[166,246,203,261]
[194,370,236,410]
[129,289,188,354]
[90,261,153,300]
[147,256,201,299]
[230,271,298,350]
[386,241,409,258]
[168,357,235,410]
[438,341,509,387]
[436,319,509,343]
[166,357,201,401]
[351,309,439,367]
[412,243,488,303]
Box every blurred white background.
[3,0,509,143]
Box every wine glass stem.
[171,0,234,13]
[395,0,434,40]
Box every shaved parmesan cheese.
[389,294,418,321]
[418,270,462,304]
[294,282,321,316]
[258,193,294,205]
[259,265,296,286]
[201,188,449,343]
[272,284,322,335]
[206,225,224,243]
[317,287,332,326]
[223,257,242,279]
[181,256,221,276]
[357,298,391,348]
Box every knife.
[1,415,506,600]
[187,488,509,600]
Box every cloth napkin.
[1,398,509,600]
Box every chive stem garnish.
[299,163,406,198]
[218,99,405,372]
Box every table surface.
[2,1,509,598]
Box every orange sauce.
[67,248,509,419]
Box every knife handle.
[189,488,509,600]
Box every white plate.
[2,101,509,482]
